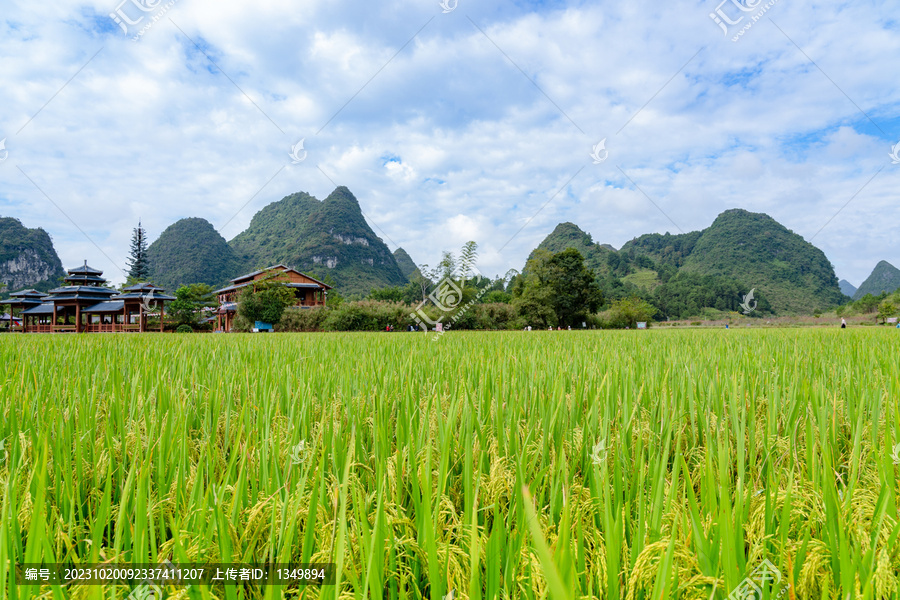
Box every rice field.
[1,329,899,599]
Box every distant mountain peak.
[228,187,405,295]
[838,279,857,298]
[853,260,900,299]
[393,247,418,281]
[147,217,242,290]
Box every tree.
[458,241,479,286]
[877,300,896,325]
[481,290,512,304]
[368,286,405,302]
[126,221,151,281]
[514,285,557,328]
[545,248,603,326]
[168,283,216,327]
[513,248,602,327]
[238,281,296,325]
[603,297,657,329]
[855,293,880,315]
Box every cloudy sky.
[1,0,897,287]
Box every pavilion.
[2,262,175,333]
[2,289,48,332]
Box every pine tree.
[126,221,151,282]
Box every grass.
[1,329,899,599]
[620,269,659,291]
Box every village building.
[1,262,175,333]
[1,289,47,329]
[214,265,331,332]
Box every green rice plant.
[0,329,898,599]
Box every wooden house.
[214,265,332,332]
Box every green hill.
[678,209,844,313]
[0,217,66,292]
[393,248,418,280]
[228,187,406,296]
[531,209,844,315]
[620,230,702,269]
[530,222,616,276]
[146,218,243,291]
[853,261,900,299]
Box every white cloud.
[0,0,897,286]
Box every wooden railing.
[84,324,121,333]
[26,325,50,333]
[19,323,153,334]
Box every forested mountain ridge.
[228,187,407,296]
[853,261,900,299]
[532,209,845,315]
[393,248,418,280]
[146,217,244,291]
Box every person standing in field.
[841,318,847,329]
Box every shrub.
[322,301,414,332]
[474,303,519,330]
[277,307,329,332]
[266,300,527,332]
[176,324,193,334]
[232,314,253,333]
[594,297,656,329]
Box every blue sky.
[0,0,898,287]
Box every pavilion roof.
[0,298,46,307]
[21,303,54,315]
[48,285,119,295]
[113,291,176,301]
[64,275,108,285]
[1,289,48,306]
[67,262,103,275]
[46,286,120,302]
[121,282,167,292]
[9,289,48,298]
[82,301,126,313]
